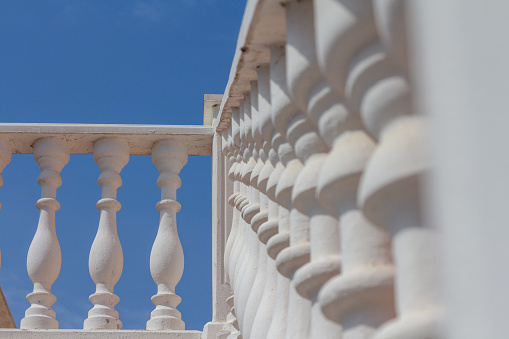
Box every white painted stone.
[20,138,70,330]
[0,1,488,338]
[408,1,509,337]
[310,0,398,337]
[223,127,237,290]
[233,98,256,333]
[357,2,441,337]
[250,65,279,339]
[241,81,268,339]
[270,43,306,339]
[280,2,346,339]
[226,108,242,293]
[282,2,346,337]
[146,139,188,331]
[263,136,289,339]
[84,138,129,330]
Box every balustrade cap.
[213,0,286,132]
[0,123,213,156]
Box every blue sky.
[0,0,245,330]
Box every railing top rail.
[0,123,214,156]
[213,0,285,132]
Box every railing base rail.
[0,329,202,338]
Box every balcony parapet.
[0,122,213,333]
[211,0,443,338]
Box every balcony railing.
[0,124,211,338]
[206,0,441,338]
[1,0,506,338]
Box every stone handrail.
[0,123,212,338]
[0,123,213,155]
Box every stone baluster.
[20,138,69,330]
[234,94,258,332]
[224,125,239,288]
[229,106,249,339]
[222,127,242,339]
[249,65,278,339]
[234,102,249,230]
[282,1,345,338]
[264,43,301,339]
[265,140,293,339]
[242,81,262,225]
[257,132,281,250]
[146,139,188,330]
[252,66,273,244]
[84,138,129,330]
[240,88,258,224]
[281,1,347,337]
[257,133,281,256]
[310,0,396,337]
[269,40,315,339]
[243,79,270,339]
[261,132,286,339]
[228,107,245,292]
[355,1,441,338]
[263,60,295,338]
[232,104,249,302]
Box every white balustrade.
[210,0,443,338]
[20,138,70,330]
[227,107,243,292]
[0,124,210,338]
[146,140,188,330]
[0,0,492,337]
